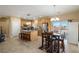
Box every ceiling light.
[26,22,31,25]
[51,18,55,21]
[51,5,60,21]
[51,17,60,21]
[56,17,59,21]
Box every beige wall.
[58,11,79,21]
[0,17,10,37]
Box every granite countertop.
[21,30,37,33]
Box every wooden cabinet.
[19,31,38,41]
[19,32,30,41]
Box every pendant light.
[51,5,60,21]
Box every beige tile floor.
[0,37,79,53]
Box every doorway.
[0,19,9,37]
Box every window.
[51,20,68,27]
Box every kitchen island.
[19,30,38,41]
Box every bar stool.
[59,38,65,52]
[39,32,48,50]
[46,35,60,53]
[45,32,53,49]
[39,32,53,50]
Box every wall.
[10,17,21,38]
[58,11,79,21]
[67,22,79,45]
[0,17,10,37]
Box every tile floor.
[0,37,79,53]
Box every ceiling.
[0,5,79,19]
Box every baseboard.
[69,43,78,46]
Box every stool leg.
[62,40,65,52]
[41,37,44,49]
[57,40,59,53]
[39,37,44,50]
